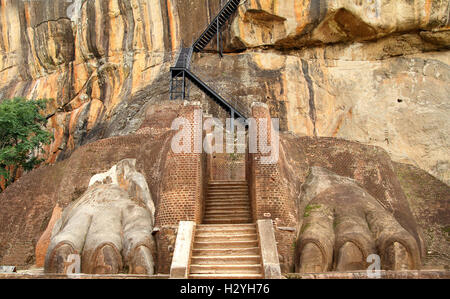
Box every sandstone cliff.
[0,0,448,183]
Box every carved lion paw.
[295,167,421,273]
[44,159,156,275]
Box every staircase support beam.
[217,18,223,58]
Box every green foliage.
[0,98,53,189]
[443,226,450,236]
[303,204,321,218]
[300,223,310,234]
[229,152,240,161]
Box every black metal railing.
[193,0,241,52]
[170,0,249,120]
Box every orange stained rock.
[167,0,178,53]
[0,3,9,52]
[68,103,86,135]
[294,0,309,35]
[35,204,63,268]
[87,99,105,131]
[424,0,432,26]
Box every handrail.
[193,0,240,52]
[170,0,250,120]
[183,69,249,119]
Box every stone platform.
[0,269,447,279]
[285,270,449,279]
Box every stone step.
[203,214,252,219]
[195,233,257,242]
[190,264,262,275]
[205,207,251,213]
[196,224,256,232]
[203,211,251,217]
[207,193,248,197]
[197,223,256,228]
[207,185,248,189]
[192,247,260,256]
[205,203,251,209]
[203,216,252,223]
[191,255,261,265]
[208,184,248,188]
[203,213,252,219]
[209,181,247,185]
[206,197,250,202]
[196,229,256,236]
[205,198,250,203]
[208,190,248,194]
[203,218,253,224]
[208,185,248,189]
[206,196,249,200]
[207,199,249,202]
[205,203,250,208]
[189,273,264,279]
[207,195,249,199]
[204,206,251,212]
[194,240,258,249]
[208,187,248,192]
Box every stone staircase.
[189,223,263,279]
[203,181,252,224]
[189,181,264,279]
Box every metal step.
[193,0,241,52]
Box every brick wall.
[154,103,206,273]
[248,102,297,272]
[209,153,246,181]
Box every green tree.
[0,98,53,190]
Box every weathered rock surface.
[0,102,180,269]
[0,0,447,184]
[192,47,450,185]
[271,133,438,271]
[394,162,450,268]
[45,159,156,274]
[0,110,448,271]
[228,0,450,49]
[295,167,420,272]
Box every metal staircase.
[169,0,249,121]
[169,47,193,101]
[193,0,241,53]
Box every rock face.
[0,0,223,162]
[0,102,179,269]
[0,103,448,271]
[191,49,450,186]
[393,162,450,268]
[229,0,450,49]
[0,0,447,183]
